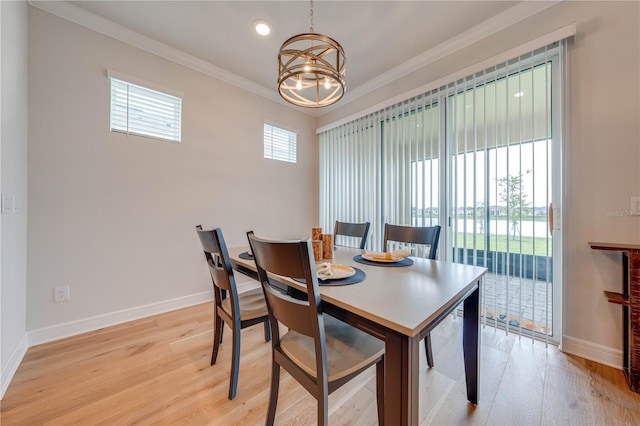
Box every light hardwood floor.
[2,301,640,425]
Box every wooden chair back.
[383,223,441,259]
[247,234,324,340]
[333,221,370,249]
[248,232,386,425]
[195,225,239,313]
[197,226,271,400]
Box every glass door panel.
[446,59,559,343]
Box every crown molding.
[28,1,299,108]
[317,22,575,134]
[320,0,561,116]
[29,1,559,119]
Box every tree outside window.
[497,171,532,240]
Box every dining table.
[229,245,487,426]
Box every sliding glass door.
[319,43,565,343]
[445,50,562,343]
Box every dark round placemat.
[238,252,253,260]
[353,254,414,267]
[293,267,366,286]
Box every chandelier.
[277,0,346,108]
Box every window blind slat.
[110,77,182,143]
[264,124,296,163]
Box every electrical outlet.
[54,286,70,303]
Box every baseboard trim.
[2,292,213,399]
[1,333,29,399]
[28,291,213,347]
[561,335,623,369]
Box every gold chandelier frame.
[277,24,346,107]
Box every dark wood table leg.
[383,330,420,426]
[463,281,481,404]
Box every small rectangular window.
[264,123,297,163]
[110,76,182,143]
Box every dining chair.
[333,220,370,249]
[247,233,385,426]
[195,225,271,400]
[383,223,441,367]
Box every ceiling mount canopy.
[277,0,346,108]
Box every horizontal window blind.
[264,124,297,163]
[110,77,182,143]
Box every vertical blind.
[319,92,442,251]
[319,116,381,248]
[447,46,558,343]
[319,40,567,343]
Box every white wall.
[1,0,29,398]
[318,1,640,366]
[27,8,318,335]
[8,0,637,396]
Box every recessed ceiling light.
[253,19,270,36]
[514,91,525,98]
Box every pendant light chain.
[309,0,314,33]
[277,0,346,107]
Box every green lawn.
[418,214,549,222]
[411,214,552,256]
[454,232,552,256]
[459,214,549,222]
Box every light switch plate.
[1,194,14,214]
[632,197,640,216]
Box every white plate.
[320,264,356,280]
[362,252,404,263]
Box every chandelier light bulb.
[296,78,303,91]
[324,77,331,90]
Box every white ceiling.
[32,1,558,115]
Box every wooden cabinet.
[589,242,640,393]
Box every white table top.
[229,246,487,337]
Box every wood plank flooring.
[2,300,640,425]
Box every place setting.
[353,248,414,267]
[238,249,253,260]
[298,227,366,286]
